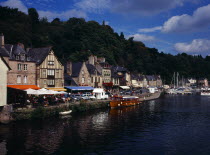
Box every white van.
[93,88,109,100]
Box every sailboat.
[166,72,178,94]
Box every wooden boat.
[59,110,72,115]
[110,96,141,108]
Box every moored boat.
[59,110,72,115]
[110,96,141,108]
[201,88,210,96]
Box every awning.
[120,86,130,89]
[46,87,67,91]
[7,85,40,90]
[65,86,94,91]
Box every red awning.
[103,82,113,87]
[7,85,40,90]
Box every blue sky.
[1,0,210,56]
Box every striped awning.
[7,85,40,90]
[46,87,67,91]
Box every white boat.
[201,88,210,96]
[59,110,72,115]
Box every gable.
[40,50,63,68]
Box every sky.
[0,0,210,56]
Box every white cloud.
[0,0,28,13]
[138,26,162,33]
[38,9,87,21]
[0,0,87,21]
[174,39,210,53]
[127,34,155,41]
[162,4,210,33]
[75,0,110,13]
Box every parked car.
[70,94,82,100]
[81,93,96,100]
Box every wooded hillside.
[1,6,210,83]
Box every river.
[1,95,210,154]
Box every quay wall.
[12,101,109,121]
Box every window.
[16,55,20,60]
[48,79,55,86]
[98,77,100,83]
[42,70,46,78]
[43,80,47,84]
[91,77,93,83]
[20,55,25,61]
[26,56,30,61]
[23,64,27,71]
[48,61,54,65]
[88,78,90,84]
[17,75,21,83]
[81,70,84,75]
[47,69,55,76]
[24,76,27,83]
[18,64,21,70]
[82,77,85,83]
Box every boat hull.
[201,92,210,96]
[110,100,140,108]
[59,110,72,115]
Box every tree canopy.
[1,6,210,84]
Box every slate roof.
[131,74,145,81]
[146,75,156,81]
[71,62,83,77]
[112,66,127,72]
[111,66,128,78]
[4,44,13,52]
[0,46,10,57]
[12,44,26,55]
[27,47,51,64]
[86,64,101,75]
[64,73,78,86]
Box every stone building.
[65,61,91,86]
[0,34,36,86]
[86,64,102,88]
[27,47,64,88]
[0,54,11,107]
[87,55,112,89]
[111,66,128,86]
[155,75,163,87]
[197,78,208,87]
[146,75,157,87]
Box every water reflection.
[1,95,210,154]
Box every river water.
[1,95,210,155]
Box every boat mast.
[174,72,175,88]
[177,72,179,88]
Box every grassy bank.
[12,100,110,121]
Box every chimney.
[0,33,4,46]
[66,61,72,75]
[88,55,95,65]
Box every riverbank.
[0,92,162,123]
[4,100,109,122]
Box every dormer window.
[20,54,25,61]
[16,55,20,60]
[26,56,30,61]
